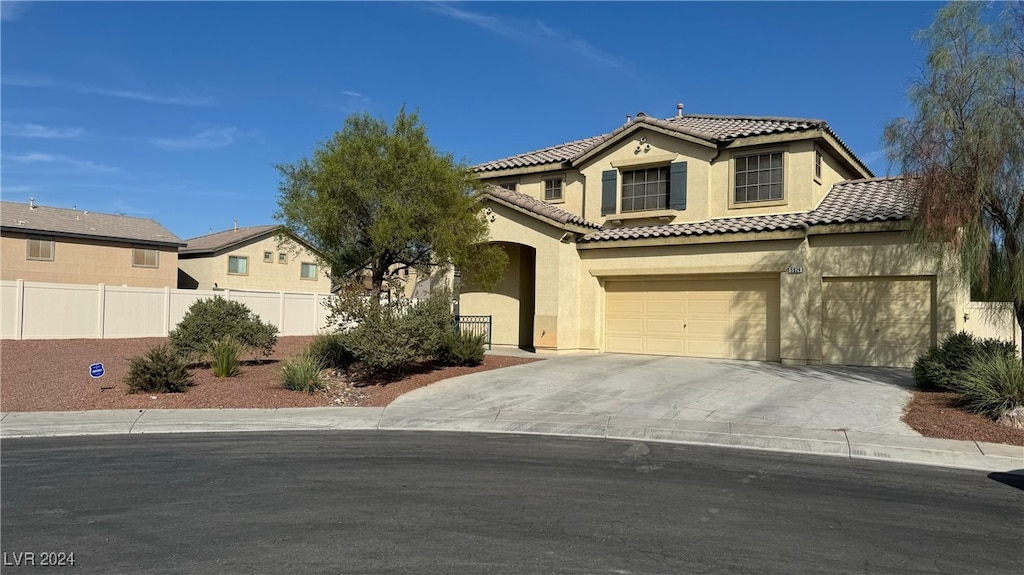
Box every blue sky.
[1,1,949,240]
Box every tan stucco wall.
[481,128,862,230]
[459,201,584,353]
[177,234,333,293]
[0,233,178,288]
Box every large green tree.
[275,107,507,295]
[885,2,1024,354]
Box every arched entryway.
[458,242,536,351]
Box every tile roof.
[0,201,184,246]
[581,177,909,243]
[804,177,913,225]
[484,185,602,230]
[180,224,281,255]
[475,135,608,172]
[474,114,841,173]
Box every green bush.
[307,332,357,371]
[912,331,1016,391]
[437,331,486,367]
[280,353,326,393]
[210,337,242,378]
[325,288,455,377]
[955,354,1024,419]
[125,344,192,394]
[169,297,278,362]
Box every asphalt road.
[1,431,1021,575]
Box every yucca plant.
[210,337,242,378]
[280,352,326,393]
[955,355,1024,419]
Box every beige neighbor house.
[461,109,968,368]
[0,200,184,288]
[177,225,333,293]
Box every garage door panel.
[646,319,685,336]
[822,278,934,368]
[605,276,780,361]
[646,338,686,354]
[646,300,685,315]
[606,336,643,353]
[685,338,731,358]
[606,317,643,333]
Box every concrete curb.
[2,407,1021,473]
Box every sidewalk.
[2,407,1021,473]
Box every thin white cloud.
[4,122,83,139]
[149,127,237,150]
[3,152,118,174]
[342,90,370,102]
[1,1,29,22]
[1,76,217,106]
[425,3,628,69]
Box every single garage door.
[822,277,935,368]
[605,276,781,361]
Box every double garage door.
[605,276,781,361]
[605,275,934,367]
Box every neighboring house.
[461,109,967,368]
[177,225,333,293]
[0,200,183,288]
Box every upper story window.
[132,247,159,268]
[26,238,54,261]
[301,262,318,280]
[498,181,517,192]
[278,252,287,264]
[621,166,669,212]
[228,255,248,275]
[544,178,563,201]
[734,152,783,204]
[814,149,822,181]
[263,251,273,263]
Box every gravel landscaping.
[0,337,539,412]
[902,390,1024,446]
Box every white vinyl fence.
[0,280,337,340]
[963,301,1021,352]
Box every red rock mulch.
[0,337,539,412]
[902,390,1024,446]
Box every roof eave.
[475,162,572,178]
[484,195,598,235]
[571,121,716,168]
[0,226,185,247]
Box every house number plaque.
[787,266,804,274]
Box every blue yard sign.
[89,363,105,378]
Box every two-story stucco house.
[460,109,966,368]
[0,200,184,288]
[177,225,333,293]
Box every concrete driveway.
[390,354,918,436]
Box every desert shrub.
[170,297,278,362]
[437,331,486,367]
[326,288,455,377]
[125,344,192,394]
[912,331,1015,391]
[280,352,326,393]
[307,332,357,371]
[402,287,455,358]
[954,354,1024,419]
[210,337,242,378]
[978,337,1019,361]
